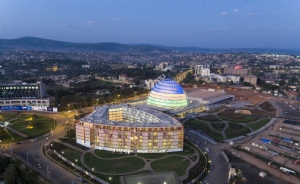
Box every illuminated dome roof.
[146,78,188,109]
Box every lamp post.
[96,99,99,106]
[47,165,49,180]
[27,152,29,165]
[50,128,53,139]
[67,104,70,112]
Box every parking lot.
[238,118,300,175]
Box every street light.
[50,128,53,139]
[27,152,29,165]
[47,165,49,180]
[67,104,70,112]
[96,99,99,106]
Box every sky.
[2,0,300,49]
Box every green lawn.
[9,114,55,137]
[184,119,224,142]
[0,129,26,143]
[211,123,226,132]
[138,144,195,159]
[94,150,130,159]
[84,152,145,174]
[52,143,83,167]
[0,113,18,122]
[217,110,258,123]
[247,118,270,131]
[225,123,251,139]
[150,156,190,176]
[196,115,221,122]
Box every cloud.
[220,12,228,16]
[233,9,239,12]
[111,17,124,21]
[245,13,261,17]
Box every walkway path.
[2,114,28,138]
[77,144,199,180]
[5,126,28,138]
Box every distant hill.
[1,37,299,55]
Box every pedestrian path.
[76,144,199,180]
[5,126,28,138]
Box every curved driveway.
[2,111,83,184]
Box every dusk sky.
[2,0,300,49]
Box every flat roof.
[186,89,234,104]
[186,89,226,99]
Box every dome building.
[146,78,189,109]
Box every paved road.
[2,111,82,184]
[185,130,228,184]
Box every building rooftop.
[79,104,182,127]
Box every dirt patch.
[259,101,276,112]
[226,89,264,105]
[249,109,275,117]
[218,109,259,122]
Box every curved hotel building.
[76,104,184,153]
[146,78,189,109]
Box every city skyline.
[2,0,300,49]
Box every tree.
[290,76,298,84]
[279,79,286,86]
[3,164,17,184]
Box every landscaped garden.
[225,123,251,139]
[0,128,25,143]
[51,142,84,167]
[211,123,226,132]
[247,118,270,131]
[138,144,195,159]
[184,119,224,142]
[217,109,259,122]
[84,152,145,173]
[94,149,131,159]
[9,114,55,137]
[196,115,221,122]
[150,156,191,176]
[0,113,18,122]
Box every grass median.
[247,118,270,131]
[184,119,224,142]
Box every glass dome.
[146,78,188,109]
